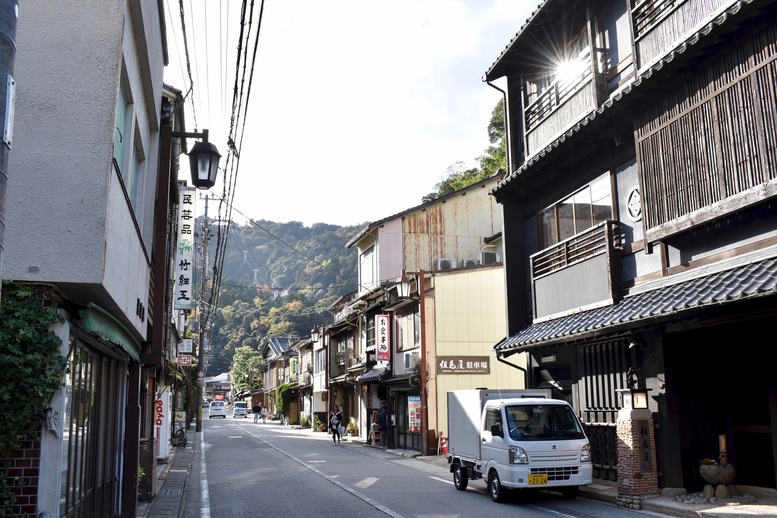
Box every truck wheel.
[452,462,468,491]
[488,471,506,502]
[561,486,579,499]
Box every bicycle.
[172,427,187,448]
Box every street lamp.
[169,128,221,190]
[188,138,221,189]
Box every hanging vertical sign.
[174,186,196,310]
[376,314,390,361]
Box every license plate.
[528,473,548,485]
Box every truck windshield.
[505,404,585,440]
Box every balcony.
[524,47,596,157]
[530,221,621,320]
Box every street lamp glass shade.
[397,278,412,298]
[189,140,221,189]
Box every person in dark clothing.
[377,406,388,447]
[330,406,342,444]
[252,404,261,423]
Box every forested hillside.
[204,219,362,373]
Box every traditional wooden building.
[487,0,777,494]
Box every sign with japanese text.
[436,356,490,374]
[174,186,196,310]
[179,338,193,354]
[177,354,192,366]
[376,314,390,361]
[408,395,421,432]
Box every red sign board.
[177,354,192,366]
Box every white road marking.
[200,429,211,518]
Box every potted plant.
[313,415,325,432]
[346,421,357,436]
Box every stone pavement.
[138,421,777,518]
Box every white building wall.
[6,0,166,339]
[36,317,71,516]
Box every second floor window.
[365,314,375,350]
[395,308,420,352]
[539,173,612,248]
[359,245,376,290]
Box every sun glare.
[556,59,583,84]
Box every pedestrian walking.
[252,403,261,423]
[330,406,342,444]
[377,405,388,447]
[261,405,268,423]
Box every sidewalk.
[138,423,777,518]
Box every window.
[130,135,146,220]
[484,407,502,435]
[539,173,612,248]
[113,84,128,175]
[365,314,375,350]
[314,349,324,373]
[395,308,420,352]
[359,245,376,291]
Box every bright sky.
[164,1,541,227]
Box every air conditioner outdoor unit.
[460,259,478,268]
[404,352,420,369]
[480,252,501,264]
[436,258,455,270]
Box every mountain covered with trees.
[203,220,362,374]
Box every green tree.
[230,346,263,394]
[478,97,507,177]
[422,98,507,202]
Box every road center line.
[234,423,404,518]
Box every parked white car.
[208,400,227,419]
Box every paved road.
[142,418,690,518]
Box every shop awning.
[79,302,140,361]
[495,254,777,357]
[356,367,386,383]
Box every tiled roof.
[495,255,777,355]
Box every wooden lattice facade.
[637,17,777,241]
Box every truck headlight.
[580,443,592,462]
[509,445,528,464]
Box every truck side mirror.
[490,424,503,437]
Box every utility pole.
[195,194,211,433]
[0,0,18,302]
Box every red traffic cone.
[439,431,448,455]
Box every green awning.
[79,303,140,361]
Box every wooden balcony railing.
[525,48,594,133]
[531,221,620,280]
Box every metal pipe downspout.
[494,337,528,386]
[484,78,511,175]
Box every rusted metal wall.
[402,182,503,272]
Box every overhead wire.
[177,0,198,128]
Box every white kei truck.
[445,389,593,502]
